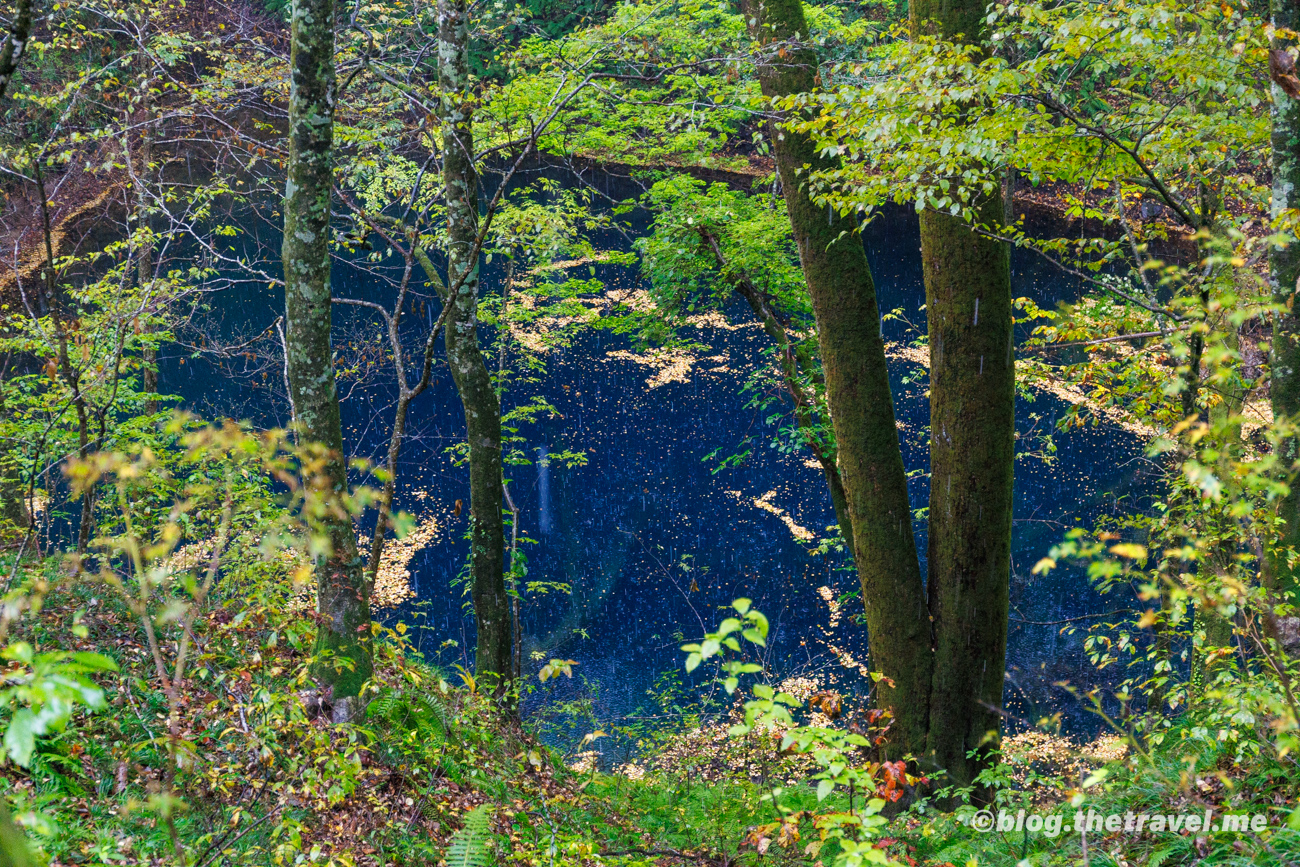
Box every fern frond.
[413,694,449,739]
[367,688,449,740]
[366,689,401,722]
[446,804,494,867]
[1147,846,1178,867]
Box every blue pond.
[165,166,1154,738]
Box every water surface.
[164,168,1154,739]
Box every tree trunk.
[0,0,33,548]
[919,197,1014,790]
[1270,0,1300,608]
[438,0,514,688]
[741,0,932,757]
[0,0,33,103]
[1190,586,1236,698]
[283,0,372,721]
[1188,335,1250,691]
[910,0,1015,794]
[30,156,96,555]
[134,65,158,416]
[1147,579,1175,711]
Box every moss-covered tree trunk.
[919,196,1014,788]
[911,0,1015,791]
[283,0,372,720]
[438,0,514,688]
[1271,0,1300,610]
[741,0,932,757]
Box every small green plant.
[367,685,451,743]
[683,599,902,867]
[0,640,117,768]
[446,804,496,867]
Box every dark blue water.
[164,167,1154,737]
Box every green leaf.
[816,778,834,802]
[69,652,119,672]
[447,804,494,867]
[4,709,37,768]
[3,642,32,664]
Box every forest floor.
[10,565,1299,867]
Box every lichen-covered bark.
[0,0,33,103]
[741,0,932,757]
[438,0,514,687]
[283,0,372,718]
[919,197,1014,790]
[1271,0,1300,602]
[0,0,32,543]
[912,0,1015,792]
